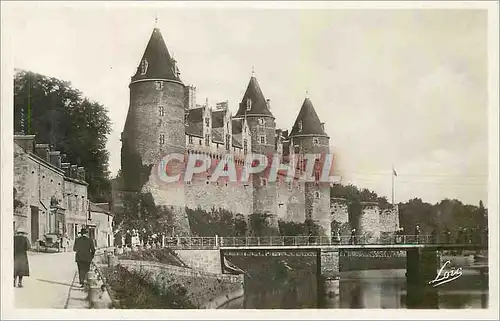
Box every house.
[88,202,114,248]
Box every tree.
[14,70,111,202]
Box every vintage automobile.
[37,234,61,252]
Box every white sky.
[4,3,489,206]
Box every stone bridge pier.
[406,248,439,308]
[317,249,340,303]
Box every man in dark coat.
[73,228,96,287]
[14,228,30,288]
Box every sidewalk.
[14,251,89,309]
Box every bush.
[102,265,195,309]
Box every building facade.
[14,135,89,245]
[88,202,114,248]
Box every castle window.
[199,139,202,145]
[314,191,321,199]
[261,178,267,186]
[259,135,266,144]
[298,121,303,132]
[288,182,293,191]
[313,138,320,145]
[155,81,163,90]
[205,117,210,127]
[243,139,248,154]
[227,122,230,131]
[186,180,192,185]
[225,134,230,151]
[258,118,264,125]
[188,136,193,144]
[140,59,149,75]
[160,134,165,145]
[159,106,165,116]
[246,98,252,111]
[205,134,210,146]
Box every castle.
[117,27,399,238]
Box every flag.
[393,168,398,177]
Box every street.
[14,251,89,309]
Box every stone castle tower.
[289,98,331,237]
[234,76,279,235]
[121,27,190,235]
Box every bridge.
[163,235,486,251]
[157,234,487,308]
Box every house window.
[298,121,303,132]
[140,59,149,75]
[246,98,252,111]
[205,134,210,146]
[188,136,193,144]
[160,134,165,144]
[225,134,230,151]
[313,138,320,145]
[314,191,321,199]
[155,81,163,90]
[258,118,264,125]
[205,117,210,127]
[259,135,266,144]
[243,139,248,154]
[159,106,165,116]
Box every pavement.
[14,250,90,309]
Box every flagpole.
[391,165,395,206]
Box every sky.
[4,3,489,206]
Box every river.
[219,268,488,309]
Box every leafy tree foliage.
[14,70,111,202]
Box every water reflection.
[220,269,488,309]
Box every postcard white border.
[1,1,498,320]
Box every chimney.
[35,144,50,162]
[14,135,36,153]
[266,99,271,109]
[77,167,85,181]
[49,151,62,168]
[61,163,70,177]
[70,165,78,178]
[184,85,196,110]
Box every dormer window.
[258,118,264,126]
[298,121,303,132]
[155,81,163,90]
[246,98,252,111]
[140,59,149,75]
[159,106,165,116]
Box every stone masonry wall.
[174,249,222,274]
[359,202,381,241]
[320,249,340,278]
[380,205,399,233]
[119,259,244,308]
[330,197,350,236]
[276,179,305,222]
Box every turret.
[121,27,189,235]
[290,97,331,237]
[235,74,279,236]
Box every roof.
[212,110,226,128]
[232,136,242,148]
[234,76,273,118]
[89,202,111,215]
[289,98,328,137]
[131,28,182,84]
[185,107,204,137]
[212,128,224,143]
[232,119,243,135]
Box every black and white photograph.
[1,1,498,319]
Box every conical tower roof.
[131,28,182,83]
[235,76,273,118]
[290,98,328,137]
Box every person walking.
[14,228,30,288]
[73,228,96,287]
